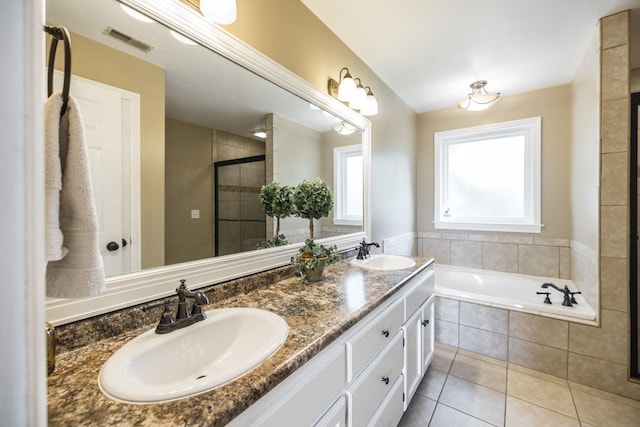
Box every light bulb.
[200,0,237,25]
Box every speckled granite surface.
[48,258,431,426]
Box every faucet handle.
[155,299,176,334]
[569,290,582,304]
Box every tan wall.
[165,118,213,265]
[48,32,166,269]
[416,84,573,239]
[222,0,418,242]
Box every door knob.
[106,241,120,251]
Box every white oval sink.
[98,307,288,404]
[351,254,416,271]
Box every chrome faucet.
[357,239,380,259]
[155,279,211,334]
[541,282,581,307]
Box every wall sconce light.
[200,0,237,25]
[328,68,379,116]
[457,80,500,111]
[332,122,357,136]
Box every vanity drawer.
[367,375,404,427]
[347,331,404,427]
[347,298,403,379]
[404,267,434,318]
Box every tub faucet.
[155,279,211,334]
[541,282,581,307]
[357,239,380,259]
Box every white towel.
[46,92,105,298]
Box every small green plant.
[292,178,334,239]
[258,181,294,248]
[290,238,342,283]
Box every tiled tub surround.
[434,297,640,401]
[47,257,433,426]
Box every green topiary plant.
[291,178,334,239]
[258,181,294,248]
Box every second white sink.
[351,254,416,271]
[99,307,288,404]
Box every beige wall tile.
[422,238,451,264]
[482,242,518,273]
[569,354,640,402]
[518,244,560,277]
[601,98,630,153]
[559,247,571,279]
[442,232,468,240]
[459,325,508,360]
[451,240,483,268]
[601,45,629,102]
[601,11,629,49]
[469,233,500,243]
[508,337,568,379]
[509,311,568,350]
[435,319,459,347]
[499,235,533,245]
[459,302,508,334]
[569,309,628,364]
[534,237,570,247]
[601,152,628,206]
[600,205,628,258]
[435,297,459,323]
[600,257,629,312]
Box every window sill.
[433,221,542,234]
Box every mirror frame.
[46,0,371,325]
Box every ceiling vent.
[103,27,153,53]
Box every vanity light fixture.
[200,0,237,25]
[458,80,500,111]
[120,4,155,23]
[360,87,379,116]
[332,122,357,136]
[328,68,379,116]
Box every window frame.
[333,144,363,226]
[434,116,542,233]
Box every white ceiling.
[302,0,640,113]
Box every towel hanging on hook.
[44,24,72,116]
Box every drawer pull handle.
[381,329,389,338]
[381,376,390,385]
[422,319,430,327]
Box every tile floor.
[399,343,640,427]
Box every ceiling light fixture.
[328,68,379,116]
[200,0,237,25]
[253,130,267,139]
[332,122,357,136]
[458,80,500,111]
[120,4,154,23]
[169,30,197,45]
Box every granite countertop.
[48,257,431,426]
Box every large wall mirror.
[46,0,371,324]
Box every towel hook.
[44,25,72,116]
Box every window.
[434,117,541,233]
[334,145,363,225]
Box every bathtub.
[434,264,596,322]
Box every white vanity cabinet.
[228,262,435,427]
[402,267,435,407]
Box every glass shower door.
[214,155,266,256]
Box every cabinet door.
[314,395,346,427]
[403,308,422,408]
[421,295,435,373]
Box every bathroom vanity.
[47,258,434,426]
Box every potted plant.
[257,181,294,249]
[290,238,342,283]
[291,177,334,239]
[290,178,341,282]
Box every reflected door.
[214,155,266,256]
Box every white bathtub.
[434,264,596,322]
